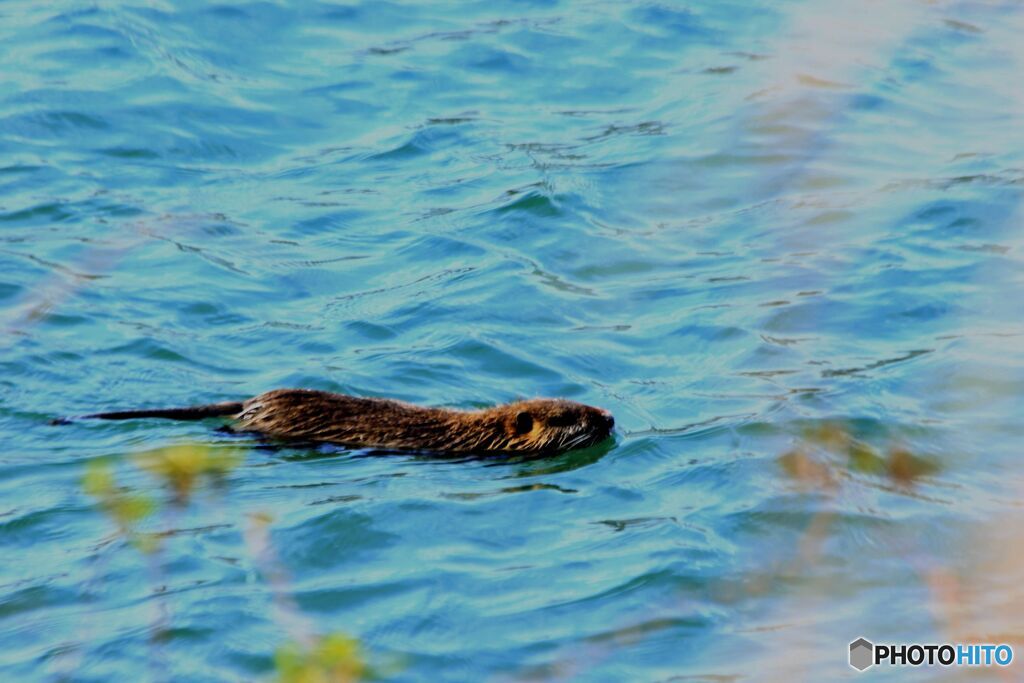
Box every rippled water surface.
[3,1,1024,681]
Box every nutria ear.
[513,411,533,435]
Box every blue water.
[3,1,1024,680]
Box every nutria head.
[491,398,615,454]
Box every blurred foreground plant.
[247,511,381,682]
[82,458,159,553]
[134,442,243,504]
[780,421,941,490]
[83,444,372,682]
[275,633,366,683]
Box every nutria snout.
[83,389,615,456]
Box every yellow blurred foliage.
[82,459,159,553]
[275,633,366,683]
[134,442,243,503]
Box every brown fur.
[88,389,615,455]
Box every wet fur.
[86,389,614,455]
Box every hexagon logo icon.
[849,637,874,671]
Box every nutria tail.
[83,401,244,421]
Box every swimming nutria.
[84,389,615,455]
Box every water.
[2,0,1024,680]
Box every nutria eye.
[548,413,575,427]
[515,411,533,434]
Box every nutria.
[82,389,615,455]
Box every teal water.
[3,0,1024,680]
